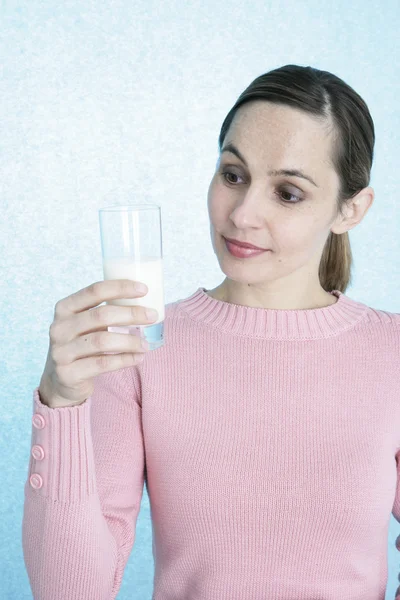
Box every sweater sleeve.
[22,364,146,600]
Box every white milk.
[103,256,165,323]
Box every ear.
[330,186,375,234]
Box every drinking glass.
[98,203,165,351]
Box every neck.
[206,283,339,311]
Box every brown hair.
[218,64,375,293]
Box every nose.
[229,188,269,228]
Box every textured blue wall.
[1,0,399,598]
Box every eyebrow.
[220,142,319,188]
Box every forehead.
[228,101,335,174]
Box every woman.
[23,64,400,600]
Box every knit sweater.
[23,286,400,600]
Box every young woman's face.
[207,100,346,295]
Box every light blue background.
[1,0,399,598]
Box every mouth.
[223,237,270,259]
[223,236,269,251]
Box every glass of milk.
[98,203,165,351]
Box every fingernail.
[146,308,158,321]
[140,339,150,351]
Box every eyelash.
[220,170,303,204]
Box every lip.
[223,236,269,251]
[224,239,268,259]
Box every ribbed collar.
[177,287,370,340]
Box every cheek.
[272,214,321,253]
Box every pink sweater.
[23,286,400,600]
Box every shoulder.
[361,304,400,328]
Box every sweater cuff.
[25,387,97,502]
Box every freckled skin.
[206,101,374,310]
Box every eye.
[220,170,303,204]
[278,189,302,204]
[221,170,244,185]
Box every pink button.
[32,414,45,429]
[31,445,45,460]
[29,474,43,489]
